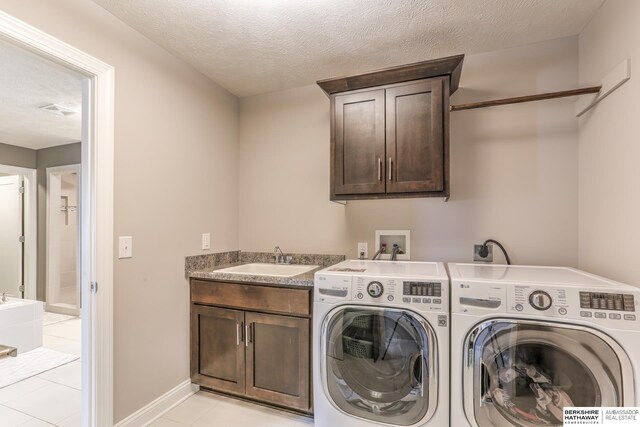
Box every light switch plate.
[202,233,211,250]
[119,236,133,259]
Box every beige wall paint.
[239,37,579,266]
[35,142,81,301]
[578,0,640,285]
[0,0,239,422]
[0,142,37,168]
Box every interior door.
[0,175,23,297]
[191,305,246,394]
[465,320,633,427]
[245,311,310,411]
[386,78,444,193]
[333,89,386,196]
[323,306,437,426]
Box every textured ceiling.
[0,38,83,150]
[93,0,603,97]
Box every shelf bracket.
[575,58,630,117]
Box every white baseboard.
[114,380,199,427]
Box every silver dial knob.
[529,290,552,311]
[367,281,384,298]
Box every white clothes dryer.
[448,263,640,427]
[313,260,450,427]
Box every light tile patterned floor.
[151,391,314,427]
[0,315,81,426]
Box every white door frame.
[0,11,115,427]
[0,164,37,301]
[46,164,82,316]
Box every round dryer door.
[323,306,437,426]
[464,320,634,427]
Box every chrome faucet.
[273,246,292,264]
[0,292,7,303]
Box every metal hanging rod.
[450,85,602,112]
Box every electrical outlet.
[202,233,211,250]
[357,242,368,259]
[474,244,493,262]
[118,236,133,259]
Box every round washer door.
[322,306,437,426]
[463,319,634,427]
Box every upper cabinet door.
[332,89,386,196]
[386,78,445,193]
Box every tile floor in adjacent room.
[151,391,314,427]
[0,313,81,427]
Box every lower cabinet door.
[245,312,310,411]
[191,305,245,394]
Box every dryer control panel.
[510,285,569,314]
[505,285,640,330]
[579,291,635,311]
[452,279,640,329]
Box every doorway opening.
[0,33,85,424]
[0,9,115,425]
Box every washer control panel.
[404,281,442,298]
[351,276,447,311]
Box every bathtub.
[0,298,43,354]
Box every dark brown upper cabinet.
[386,78,445,194]
[318,55,463,201]
[333,89,386,195]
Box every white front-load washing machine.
[449,263,640,427]
[313,260,450,427]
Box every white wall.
[0,0,239,422]
[578,0,640,286]
[239,37,580,266]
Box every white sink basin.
[216,263,318,277]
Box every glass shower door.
[46,166,80,315]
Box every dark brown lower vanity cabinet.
[190,279,312,414]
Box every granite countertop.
[185,251,345,288]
